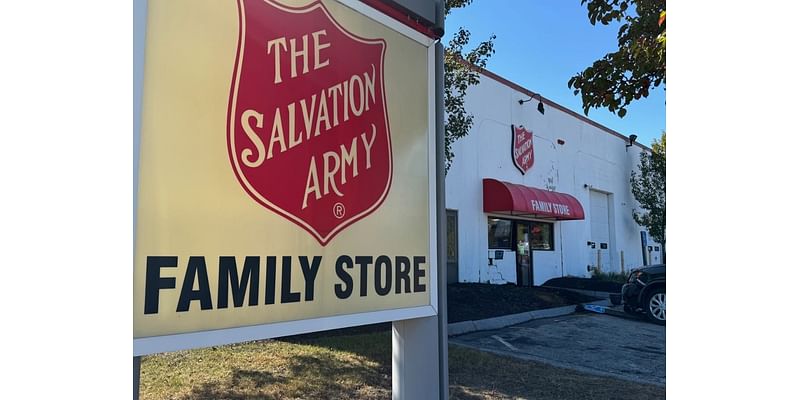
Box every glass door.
[516,223,533,286]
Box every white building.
[444,68,663,286]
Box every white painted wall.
[486,250,516,285]
[445,71,653,285]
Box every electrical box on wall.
[487,249,505,265]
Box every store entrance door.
[516,223,533,286]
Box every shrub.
[590,269,628,284]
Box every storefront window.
[488,218,553,251]
[530,221,554,250]
[488,218,512,249]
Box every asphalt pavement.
[449,312,666,386]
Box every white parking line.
[491,335,519,352]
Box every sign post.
[133,356,141,400]
[435,36,448,400]
[391,32,446,400]
[134,0,446,398]
[133,0,147,397]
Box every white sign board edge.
[133,0,438,356]
[135,305,436,356]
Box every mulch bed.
[286,283,598,339]
[447,283,598,323]
[542,277,624,293]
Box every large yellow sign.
[134,0,436,355]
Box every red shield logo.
[228,0,392,245]
[511,125,534,174]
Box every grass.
[140,331,665,400]
[141,332,392,400]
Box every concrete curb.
[447,299,611,337]
[541,286,616,299]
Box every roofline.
[471,64,652,151]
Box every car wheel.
[645,290,666,325]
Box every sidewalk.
[448,296,613,336]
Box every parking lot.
[450,312,666,386]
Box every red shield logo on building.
[227,0,392,245]
[511,125,534,174]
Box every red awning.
[483,178,585,220]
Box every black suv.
[620,264,666,325]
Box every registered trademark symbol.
[333,202,346,219]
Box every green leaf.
[570,0,666,119]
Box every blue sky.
[444,0,666,147]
